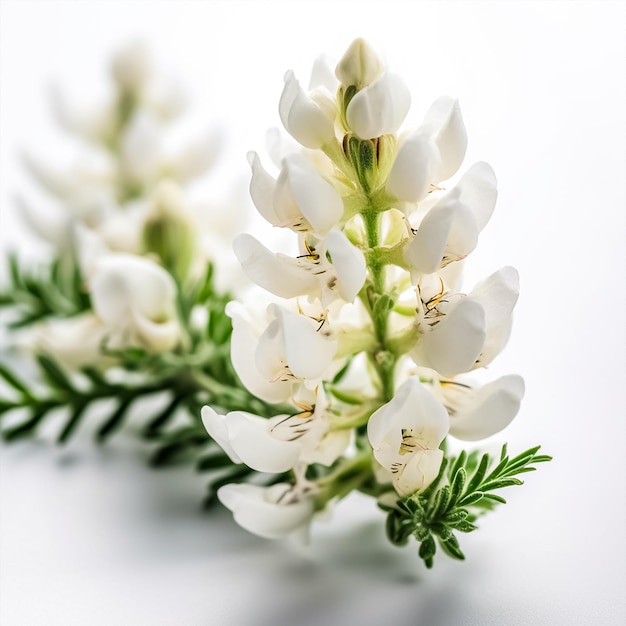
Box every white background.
[1,1,625,624]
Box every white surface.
[1,1,625,625]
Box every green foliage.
[0,262,288,504]
[0,254,90,327]
[381,444,552,568]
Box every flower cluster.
[1,39,548,568]
[11,43,241,365]
[203,39,531,549]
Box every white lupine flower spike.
[4,39,547,571]
[212,37,549,568]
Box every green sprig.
[382,444,552,568]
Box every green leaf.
[142,395,183,438]
[57,400,89,444]
[466,452,491,494]
[449,467,466,507]
[439,533,465,561]
[96,397,134,443]
[2,407,49,441]
[430,485,451,519]
[0,364,32,397]
[37,354,74,392]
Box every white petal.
[335,38,384,88]
[309,55,338,92]
[91,254,175,326]
[233,234,319,298]
[278,155,343,235]
[227,302,294,404]
[279,70,335,149]
[368,378,449,450]
[247,151,279,226]
[387,128,441,203]
[217,483,314,540]
[324,230,366,302]
[120,112,161,180]
[227,411,302,473]
[301,428,352,466]
[469,266,519,368]
[200,406,243,464]
[261,305,336,381]
[454,162,498,231]
[346,73,411,139]
[423,96,467,181]
[395,449,444,497]
[404,194,477,274]
[415,298,486,376]
[449,375,525,441]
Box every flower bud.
[142,180,196,281]
[335,38,384,89]
[110,42,153,93]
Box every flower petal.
[278,154,343,235]
[414,297,486,376]
[227,302,294,404]
[387,128,441,203]
[279,70,335,149]
[423,96,467,181]
[469,266,519,368]
[395,448,444,497]
[247,151,279,226]
[335,38,384,88]
[455,162,498,232]
[233,233,319,298]
[200,406,243,464]
[346,73,411,139]
[448,375,525,441]
[324,229,366,302]
[218,483,314,540]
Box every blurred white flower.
[89,253,180,352]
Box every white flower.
[233,229,366,306]
[345,72,411,139]
[387,96,468,203]
[218,482,315,540]
[226,301,294,404]
[89,253,180,352]
[248,152,343,236]
[367,378,448,496]
[15,313,110,370]
[226,301,337,404]
[412,286,487,377]
[410,266,519,376]
[255,304,337,387]
[403,162,498,275]
[438,374,525,441]
[201,388,349,473]
[279,70,335,149]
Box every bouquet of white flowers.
[0,38,549,568]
